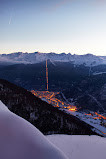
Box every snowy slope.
[93,72,106,75]
[0,52,105,66]
[0,101,67,159]
[47,135,106,159]
[0,101,106,159]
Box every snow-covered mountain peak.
[0,52,105,66]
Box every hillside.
[0,79,98,135]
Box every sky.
[0,0,106,56]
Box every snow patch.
[0,100,8,111]
[47,135,106,159]
[93,72,106,75]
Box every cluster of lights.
[85,112,106,120]
[31,90,77,112]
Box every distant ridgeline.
[0,79,98,135]
[0,52,106,66]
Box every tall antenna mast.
[46,60,48,91]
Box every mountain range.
[0,52,106,66]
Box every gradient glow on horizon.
[0,0,106,56]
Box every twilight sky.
[0,0,106,55]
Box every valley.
[31,90,106,137]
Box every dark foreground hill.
[0,79,98,135]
